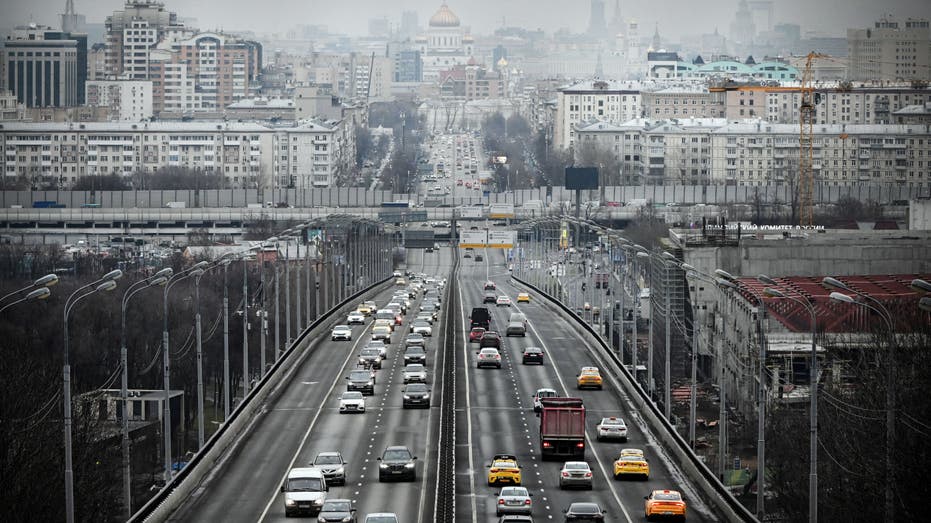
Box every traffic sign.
[459,230,487,249]
[488,203,515,219]
[488,230,516,249]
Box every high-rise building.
[400,11,419,39]
[588,0,608,37]
[369,17,390,38]
[394,49,423,83]
[104,0,181,79]
[2,24,87,107]
[175,33,263,111]
[730,0,756,47]
[847,17,931,81]
[59,0,87,34]
[610,0,624,34]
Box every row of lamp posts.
[0,216,390,522]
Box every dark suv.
[480,331,502,349]
[403,345,427,365]
[377,446,418,481]
[345,369,375,395]
[402,383,431,408]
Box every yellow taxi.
[516,292,531,303]
[644,489,687,520]
[357,303,373,316]
[487,454,522,486]
[576,366,604,390]
[613,448,649,480]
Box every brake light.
[542,441,551,448]
[576,442,585,448]
[525,499,531,505]
[498,499,504,505]
[585,472,593,477]
[561,471,569,477]
[490,468,499,473]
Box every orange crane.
[798,52,828,226]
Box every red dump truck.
[539,397,585,460]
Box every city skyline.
[1,0,929,41]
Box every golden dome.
[429,3,460,27]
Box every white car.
[364,513,399,523]
[403,363,427,383]
[496,295,512,307]
[347,311,365,325]
[596,416,629,442]
[412,321,433,337]
[339,391,365,413]
[331,325,352,341]
[533,388,558,412]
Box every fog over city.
[2,0,929,38]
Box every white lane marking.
[256,304,375,522]
[507,261,635,523]
[416,259,446,523]
[457,273,478,523]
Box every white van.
[281,467,328,517]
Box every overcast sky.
[2,0,928,39]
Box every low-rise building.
[85,80,153,121]
[0,119,355,189]
[554,79,643,151]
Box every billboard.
[458,206,484,219]
[488,203,515,219]
[459,230,487,249]
[488,230,516,249]
[565,167,599,190]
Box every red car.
[469,327,486,343]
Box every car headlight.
[404,463,415,468]
[314,499,324,505]
[379,463,388,469]
[367,381,373,386]
[286,499,297,507]
[403,395,411,399]
[341,516,352,523]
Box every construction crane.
[798,52,827,226]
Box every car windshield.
[525,348,541,354]
[602,419,624,426]
[383,449,411,461]
[408,334,423,339]
[654,492,682,501]
[537,390,556,398]
[481,349,497,355]
[349,371,370,380]
[361,349,379,356]
[500,487,528,496]
[471,328,485,334]
[620,455,644,462]
[314,455,341,465]
[564,462,589,470]
[335,325,349,330]
[288,477,322,491]
[406,346,425,354]
[322,500,351,512]
[365,517,398,523]
[413,321,429,327]
[406,384,428,392]
[405,364,424,372]
[342,392,362,400]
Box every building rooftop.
[226,98,295,109]
[559,79,644,93]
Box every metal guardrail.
[512,274,758,523]
[433,253,459,522]
[128,275,394,523]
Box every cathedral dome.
[429,3,461,27]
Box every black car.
[480,331,502,349]
[499,517,534,523]
[404,346,427,365]
[358,348,382,369]
[483,291,497,303]
[522,347,544,365]
[402,383,431,408]
[345,369,375,395]
[378,445,417,481]
[563,502,606,522]
[475,255,484,261]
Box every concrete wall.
[910,199,931,230]
[682,230,931,280]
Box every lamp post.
[63,269,123,523]
[191,267,208,449]
[267,236,280,362]
[761,277,818,523]
[0,286,51,313]
[241,251,250,398]
[162,261,208,484]
[119,268,171,518]
[825,277,897,523]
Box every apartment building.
[104,0,180,79]
[85,80,153,121]
[847,17,930,81]
[574,117,931,187]
[641,87,725,119]
[554,79,642,150]
[0,120,354,189]
[175,33,262,111]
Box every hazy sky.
[2,0,929,39]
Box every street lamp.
[0,272,59,305]
[63,269,122,523]
[118,268,171,517]
[762,279,819,523]
[0,286,51,313]
[161,261,208,484]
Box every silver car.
[311,451,347,486]
[331,325,352,341]
[412,320,433,337]
[404,332,426,348]
[403,364,427,383]
[338,391,365,413]
[495,486,532,516]
[558,461,593,489]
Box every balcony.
[858,151,870,159]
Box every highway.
[170,247,452,522]
[454,247,716,522]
